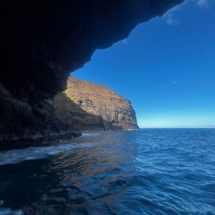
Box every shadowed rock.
[54,76,138,131]
[0,0,184,145]
[54,91,106,131]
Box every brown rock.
[54,76,139,131]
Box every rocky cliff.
[54,76,139,131]
[0,0,183,145]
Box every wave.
[0,208,23,215]
[0,143,94,166]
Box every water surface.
[0,129,215,214]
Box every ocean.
[0,129,215,215]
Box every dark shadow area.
[0,0,181,148]
[54,92,123,131]
[0,85,81,150]
[0,158,58,210]
[0,130,135,214]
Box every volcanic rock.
[0,0,184,145]
[54,76,139,131]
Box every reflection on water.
[1,129,215,214]
[0,131,137,214]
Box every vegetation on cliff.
[54,76,139,131]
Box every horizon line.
[139,127,215,129]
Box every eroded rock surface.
[54,89,104,131]
[0,83,81,148]
[0,0,183,145]
[55,76,139,131]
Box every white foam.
[81,132,100,137]
[0,208,23,215]
[0,143,93,166]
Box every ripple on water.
[0,129,215,214]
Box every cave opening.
[70,0,215,129]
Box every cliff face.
[0,83,81,147]
[54,89,104,131]
[0,0,183,145]
[54,76,139,131]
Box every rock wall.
[0,83,81,148]
[54,76,139,131]
[54,89,104,131]
[0,0,184,145]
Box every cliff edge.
[54,76,139,131]
[0,0,183,145]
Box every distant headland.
[54,76,139,131]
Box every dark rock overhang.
[0,0,184,145]
[0,0,183,97]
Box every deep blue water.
[0,129,215,214]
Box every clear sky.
[72,0,215,128]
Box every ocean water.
[0,129,215,215]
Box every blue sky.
[73,0,215,128]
